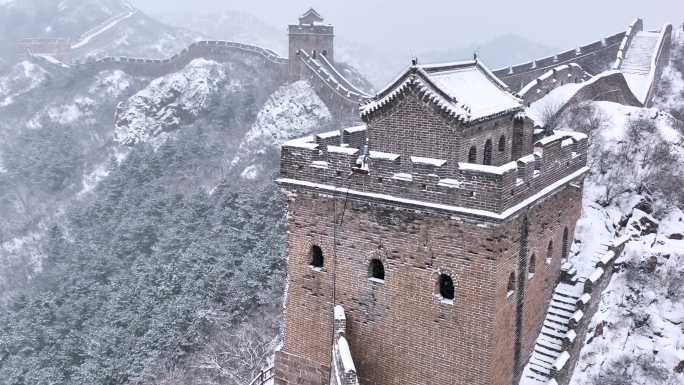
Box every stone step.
[529,362,552,376]
[541,325,566,339]
[548,307,575,319]
[537,336,563,352]
[535,345,562,359]
[530,352,555,365]
[550,300,577,312]
[544,319,569,333]
[523,373,550,384]
[551,294,577,306]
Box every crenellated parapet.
[518,64,590,104]
[71,40,288,78]
[278,126,588,219]
[494,31,627,91]
[613,18,644,69]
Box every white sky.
[132,0,683,53]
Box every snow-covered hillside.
[559,99,684,384]
[231,80,332,179]
[0,0,200,63]
[0,61,48,107]
[114,59,235,145]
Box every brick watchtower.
[274,60,588,385]
[289,8,335,82]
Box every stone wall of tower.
[275,174,583,385]
[289,24,334,82]
[365,92,535,169]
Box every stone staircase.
[519,235,629,385]
[620,32,661,75]
[521,273,584,385]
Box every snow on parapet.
[411,156,447,167]
[614,18,644,70]
[344,125,367,134]
[361,60,523,124]
[458,161,517,176]
[369,151,400,161]
[280,129,588,217]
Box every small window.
[483,139,493,165]
[498,135,506,152]
[310,245,324,268]
[507,272,516,297]
[546,240,554,265]
[562,228,570,260]
[528,254,536,279]
[438,274,455,300]
[468,146,477,163]
[369,259,385,281]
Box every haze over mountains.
[0,1,681,384]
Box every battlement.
[493,30,627,90]
[278,126,588,219]
[289,24,335,36]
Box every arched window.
[438,274,455,300]
[512,118,524,159]
[562,228,570,260]
[528,254,536,279]
[468,146,477,163]
[507,272,516,297]
[498,135,506,152]
[369,259,385,281]
[546,240,554,265]
[483,139,493,165]
[310,245,324,268]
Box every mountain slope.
[0,24,338,382]
[556,39,684,383]
[0,0,200,63]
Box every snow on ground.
[569,206,684,385]
[561,100,684,384]
[0,61,48,107]
[88,70,134,99]
[114,58,236,145]
[71,9,136,49]
[526,82,584,126]
[231,80,331,171]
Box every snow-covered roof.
[362,60,523,124]
[299,8,324,25]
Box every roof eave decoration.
[361,61,523,125]
[300,8,324,22]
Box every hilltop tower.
[274,60,588,385]
[289,8,335,82]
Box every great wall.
[23,12,674,129]
[15,8,680,385]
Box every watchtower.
[274,60,588,385]
[289,8,335,82]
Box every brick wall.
[275,174,583,385]
[280,127,587,215]
[519,64,589,105]
[74,41,288,79]
[289,24,335,82]
[366,92,535,169]
[493,32,626,91]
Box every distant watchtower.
[289,8,335,81]
[274,60,588,385]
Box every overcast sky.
[132,0,682,53]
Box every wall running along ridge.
[518,64,590,105]
[297,50,371,126]
[71,40,288,78]
[494,32,627,91]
